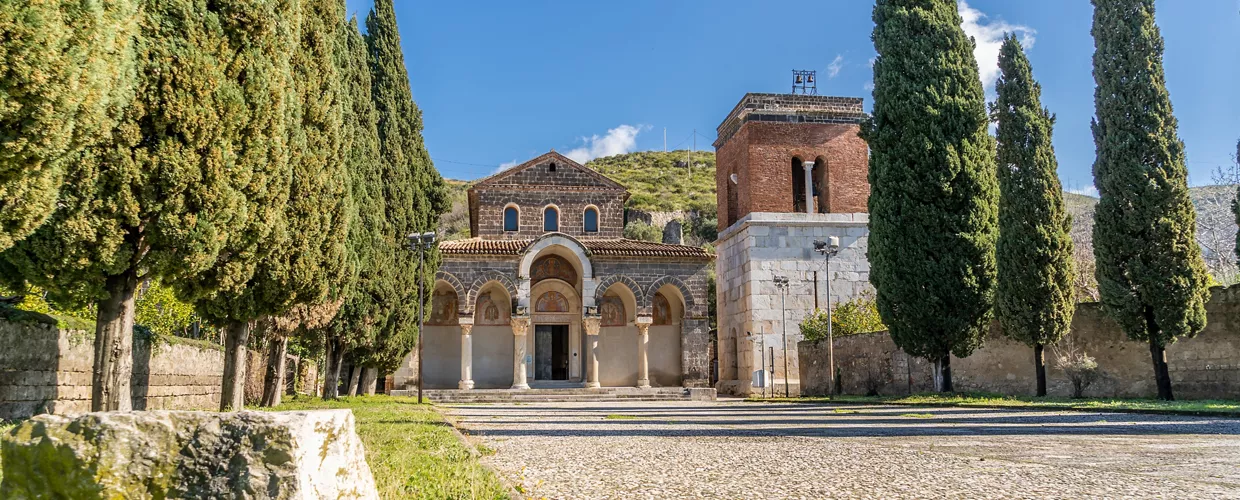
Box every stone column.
[636,316,652,388]
[511,317,530,390]
[458,320,474,390]
[803,160,815,214]
[583,316,601,388]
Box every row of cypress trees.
[866,0,1210,400]
[0,0,446,411]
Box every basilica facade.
[393,151,714,391]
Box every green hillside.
[586,150,716,213]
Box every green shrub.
[624,220,661,242]
[799,293,887,341]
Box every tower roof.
[714,93,866,148]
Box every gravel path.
[444,400,1240,499]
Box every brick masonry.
[470,151,628,239]
[799,285,1240,400]
[715,93,870,233]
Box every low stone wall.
[800,285,1240,400]
[0,321,225,419]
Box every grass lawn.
[262,395,509,500]
[0,420,15,484]
[749,392,1240,417]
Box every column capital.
[459,322,473,336]
[510,316,530,336]
[635,316,653,335]
[583,316,601,336]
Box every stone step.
[390,387,716,403]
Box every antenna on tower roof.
[792,70,817,95]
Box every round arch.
[645,275,695,317]
[518,233,593,280]
[466,271,518,315]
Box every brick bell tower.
[712,91,872,397]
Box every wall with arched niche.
[649,285,685,387]
[598,282,639,387]
[423,281,462,389]
[472,281,514,388]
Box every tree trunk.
[361,368,378,396]
[1149,338,1174,401]
[220,320,251,411]
[1144,306,1174,401]
[322,337,344,399]
[92,269,140,411]
[346,364,361,396]
[1034,343,1047,397]
[261,334,289,407]
[933,355,953,393]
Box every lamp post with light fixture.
[407,231,437,404]
[814,236,840,394]
[773,275,791,397]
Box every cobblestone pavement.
[443,400,1240,499]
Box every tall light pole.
[408,231,437,404]
[813,236,840,395]
[773,274,790,398]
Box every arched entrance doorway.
[527,251,585,385]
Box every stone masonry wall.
[715,212,871,396]
[799,285,1240,400]
[0,321,225,419]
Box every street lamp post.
[773,275,790,398]
[408,231,437,404]
[813,236,841,394]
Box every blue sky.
[346,1,1239,193]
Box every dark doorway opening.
[535,325,570,380]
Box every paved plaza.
[444,400,1240,499]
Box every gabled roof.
[468,151,627,192]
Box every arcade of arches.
[395,235,713,390]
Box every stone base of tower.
[712,212,872,397]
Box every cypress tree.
[993,35,1076,397]
[345,0,450,397]
[320,17,388,399]
[172,0,304,411]
[2,0,252,411]
[0,1,137,251]
[1090,0,1209,401]
[861,0,999,392]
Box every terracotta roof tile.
[439,238,531,255]
[439,237,713,260]
[584,239,713,259]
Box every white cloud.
[863,82,875,92]
[827,55,844,79]
[867,57,876,68]
[1067,185,1099,198]
[564,124,646,164]
[492,159,520,175]
[958,0,1035,94]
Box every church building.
[394,151,714,392]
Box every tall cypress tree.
[350,0,450,397]
[993,35,1075,397]
[861,0,999,392]
[0,1,137,251]
[2,0,252,411]
[1090,0,1209,401]
[173,0,304,411]
[321,17,388,399]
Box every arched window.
[583,206,599,233]
[503,206,519,232]
[543,206,559,232]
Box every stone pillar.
[636,317,652,388]
[583,316,601,388]
[511,317,530,390]
[803,161,815,214]
[458,320,474,390]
